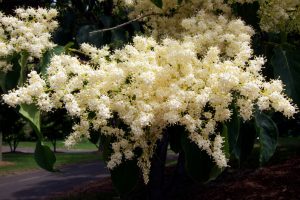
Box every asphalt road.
[0,161,110,200]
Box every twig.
[68,48,86,55]
[89,13,160,34]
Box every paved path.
[0,161,110,200]
[2,146,96,153]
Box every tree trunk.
[170,152,189,189]
[148,133,169,200]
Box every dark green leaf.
[100,135,112,162]
[234,121,257,164]
[1,63,20,91]
[34,141,56,171]
[151,0,163,8]
[18,51,29,86]
[39,46,65,77]
[181,133,222,182]
[110,159,140,195]
[0,72,6,92]
[19,104,42,140]
[255,111,278,166]
[89,130,100,146]
[226,104,241,158]
[177,0,183,5]
[221,124,230,159]
[271,46,300,106]
[2,54,21,91]
[63,42,74,53]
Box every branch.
[89,13,160,34]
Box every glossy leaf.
[0,72,6,92]
[181,133,222,182]
[226,104,241,158]
[2,54,21,91]
[100,135,112,162]
[19,104,42,140]
[34,141,56,171]
[271,46,300,106]
[233,121,257,164]
[255,111,278,166]
[221,124,230,159]
[18,51,29,86]
[89,130,100,146]
[39,46,65,77]
[110,159,140,195]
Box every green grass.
[0,152,102,175]
[16,139,98,150]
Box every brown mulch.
[182,156,300,200]
[51,155,300,200]
[0,161,15,167]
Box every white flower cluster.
[0,8,58,72]
[2,4,297,183]
[229,0,300,34]
[3,36,296,183]
[258,0,300,33]
[116,0,232,39]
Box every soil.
[0,161,15,167]
[51,154,300,200]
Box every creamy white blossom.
[0,8,58,72]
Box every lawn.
[16,139,98,151]
[0,152,102,175]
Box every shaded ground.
[51,154,300,200]
[173,155,300,200]
[0,160,109,200]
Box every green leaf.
[34,141,56,171]
[0,54,21,91]
[18,51,29,86]
[221,124,230,159]
[271,46,300,106]
[110,159,140,196]
[19,104,42,140]
[63,42,74,53]
[99,135,112,162]
[39,46,65,77]
[226,104,241,158]
[255,111,278,166]
[151,0,163,8]
[0,72,6,92]
[181,133,222,182]
[233,121,257,164]
[89,130,100,146]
